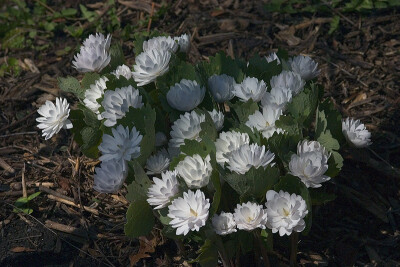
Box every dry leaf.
[276,27,301,46]
[11,246,35,253]
[129,236,158,266]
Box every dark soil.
[1,1,399,266]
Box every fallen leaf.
[11,246,35,253]
[276,27,301,46]
[129,236,158,266]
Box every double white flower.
[265,52,281,64]
[233,202,268,231]
[246,106,284,139]
[174,34,190,53]
[145,148,170,175]
[288,55,320,81]
[101,85,143,127]
[270,70,305,96]
[112,64,133,80]
[261,86,292,111]
[342,117,372,148]
[93,159,127,193]
[143,36,178,53]
[84,76,108,119]
[208,109,224,131]
[168,190,210,236]
[176,154,212,189]
[265,190,308,236]
[208,74,236,103]
[289,140,330,188]
[36,97,73,140]
[215,131,250,166]
[233,77,267,103]
[147,170,180,209]
[227,143,275,175]
[167,79,205,111]
[212,212,237,235]
[169,111,205,150]
[72,33,111,72]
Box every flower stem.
[290,232,299,267]
[254,230,271,267]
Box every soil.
[1,0,399,266]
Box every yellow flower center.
[190,208,198,217]
[283,208,290,217]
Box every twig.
[47,194,99,215]
[290,232,299,267]
[0,131,37,138]
[0,158,15,174]
[22,163,27,198]
[0,189,35,197]
[254,230,271,267]
[39,185,75,202]
[147,2,155,32]
[0,110,36,132]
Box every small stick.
[0,158,15,174]
[0,189,35,197]
[290,232,299,267]
[11,181,55,189]
[22,163,27,198]
[39,185,75,202]
[147,2,155,32]
[0,131,37,138]
[47,194,99,215]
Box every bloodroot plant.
[37,32,372,266]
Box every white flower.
[233,77,267,102]
[212,212,237,235]
[167,79,205,111]
[143,36,178,53]
[265,52,280,64]
[112,64,133,80]
[168,189,210,236]
[93,159,127,193]
[270,71,305,96]
[132,49,171,86]
[101,85,143,127]
[146,149,170,175]
[342,117,372,148]
[246,106,284,139]
[289,140,330,188]
[174,33,190,53]
[233,202,268,231]
[176,154,212,189]
[169,110,205,150]
[84,76,108,119]
[227,144,275,174]
[36,97,73,140]
[98,125,142,166]
[72,33,111,72]
[261,86,292,111]
[215,131,250,166]
[155,132,167,147]
[208,109,224,131]
[208,74,235,103]
[265,190,308,236]
[147,170,180,209]
[288,55,320,81]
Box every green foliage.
[199,110,218,141]
[126,160,152,201]
[309,188,336,205]
[58,76,84,99]
[193,239,219,267]
[81,73,101,90]
[286,83,320,126]
[245,54,282,83]
[0,57,21,77]
[230,100,259,125]
[265,133,301,165]
[124,200,155,238]
[13,191,41,215]
[101,44,126,74]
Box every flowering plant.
[37,32,371,266]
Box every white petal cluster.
[98,125,142,165]
[212,212,237,235]
[227,144,275,174]
[246,106,284,139]
[215,131,250,166]
[168,189,210,236]
[176,154,212,189]
[233,77,267,102]
[143,36,178,53]
[174,33,190,53]
[208,74,235,103]
[132,49,171,86]
[265,190,308,236]
[169,111,205,150]
[289,140,330,188]
[84,76,108,119]
[146,149,170,175]
[261,86,292,111]
[234,202,268,231]
[288,55,320,81]
[270,70,305,96]
[167,79,205,111]
[72,33,111,72]
[101,85,143,127]
[147,170,180,209]
[93,159,127,193]
[342,117,372,148]
[36,97,73,140]
[208,109,224,131]
[112,64,133,80]
[265,52,280,64]
[155,132,168,147]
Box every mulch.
[1,1,399,266]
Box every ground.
[0,0,399,266]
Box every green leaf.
[265,133,301,165]
[315,99,343,145]
[101,44,125,74]
[61,8,78,17]
[81,73,100,90]
[58,76,84,99]
[317,130,340,151]
[328,15,340,35]
[126,160,152,202]
[309,189,336,205]
[193,239,219,267]
[199,110,218,141]
[224,166,280,200]
[209,154,221,216]
[180,139,216,158]
[274,174,312,235]
[275,115,301,135]
[245,54,282,82]
[27,191,41,201]
[286,85,319,126]
[124,200,155,238]
[325,150,343,178]
[80,127,102,158]
[69,109,85,145]
[230,99,259,124]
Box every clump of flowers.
[38,31,372,266]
